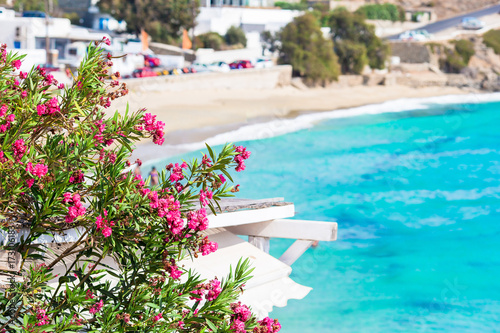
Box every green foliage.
[327,8,389,70]
[98,0,199,43]
[411,11,425,22]
[483,29,500,54]
[274,1,307,10]
[279,13,340,83]
[453,39,475,64]
[225,26,247,47]
[196,32,225,50]
[261,30,280,53]
[440,49,467,73]
[0,41,278,332]
[355,4,405,22]
[63,12,81,25]
[12,0,54,12]
[335,40,367,74]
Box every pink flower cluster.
[36,65,59,87]
[36,97,60,116]
[141,113,165,145]
[89,299,104,315]
[153,313,163,322]
[85,289,94,300]
[230,302,252,333]
[164,259,183,280]
[63,192,86,223]
[0,104,15,133]
[234,146,251,172]
[96,211,115,238]
[93,120,106,145]
[36,308,49,326]
[190,278,222,301]
[12,59,21,70]
[69,169,85,183]
[167,161,187,183]
[253,317,281,333]
[26,162,48,178]
[199,189,213,207]
[148,191,184,234]
[199,236,218,256]
[187,208,209,231]
[12,139,26,161]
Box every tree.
[335,40,367,74]
[0,40,281,332]
[98,0,200,44]
[279,13,340,84]
[225,26,247,48]
[327,8,390,71]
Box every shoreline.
[112,84,497,163]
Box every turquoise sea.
[146,95,500,332]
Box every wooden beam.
[279,240,314,266]
[249,236,270,253]
[226,219,337,241]
[208,205,295,228]
[0,250,21,272]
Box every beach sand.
[109,84,472,161]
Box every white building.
[196,7,301,36]
[0,13,108,60]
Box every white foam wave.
[167,93,500,152]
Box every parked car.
[37,64,60,72]
[461,17,484,30]
[208,61,231,72]
[132,67,157,78]
[22,11,46,18]
[254,57,273,69]
[229,60,253,69]
[144,54,161,67]
[398,29,432,42]
[190,62,211,73]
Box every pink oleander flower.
[153,313,163,322]
[230,320,246,333]
[95,212,114,238]
[254,317,281,333]
[199,189,212,206]
[187,208,209,231]
[12,139,26,161]
[64,193,86,223]
[36,308,49,326]
[19,71,27,79]
[219,174,226,183]
[21,90,27,98]
[12,60,21,69]
[6,114,14,122]
[199,237,218,256]
[89,299,104,315]
[26,162,48,178]
[26,179,35,188]
[231,302,251,322]
[0,104,6,117]
[205,279,221,301]
[103,36,111,46]
[233,146,251,172]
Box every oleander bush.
[0,39,280,332]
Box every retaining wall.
[123,65,292,92]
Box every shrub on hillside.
[279,13,340,84]
[196,32,225,50]
[483,29,500,54]
[225,26,247,48]
[355,4,405,22]
[453,39,475,64]
[274,1,307,10]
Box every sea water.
[145,95,500,332]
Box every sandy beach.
[110,83,473,161]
